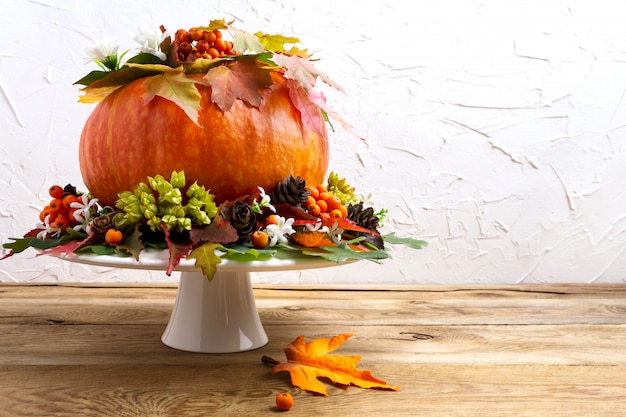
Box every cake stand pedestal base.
[161,270,268,353]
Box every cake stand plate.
[59,250,351,353]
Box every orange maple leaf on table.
[270,333,399,396]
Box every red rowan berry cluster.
[304,184,348,220]
[174,28,235,61]
[39,185,83,232]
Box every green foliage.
[383,232,428,250]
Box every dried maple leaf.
[271,333,399,396]
[203,55,274,112]
[284,79,325,138]
[186,242,223,281]
[141,70,203,126]
[271,53,344,92]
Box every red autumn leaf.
[272,333,399,396]
[285,78,325,137]
[36,240,83,257]
[204,56,274,112]
[322,217,380,236]
[189,218,239,245]
[162,224,193,276]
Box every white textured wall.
[1,0,625,284]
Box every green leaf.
[74,70,110,86]
[297,241,390,263]
[204,55,274,112]
[126,52,167,65]
[383,232,428,250]
[187,242,223,281]
[2,237,35,254]
[116,227,144,260]
[78,66,164,89]
[142,72,204,126]
[222,244,277,262]
[76,245,121,256]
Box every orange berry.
[318,191,332,202]
[190,29,204,41]
[208,47,220,59]
[62,194,79,210]
[266,214,280,226]
[39,206,52,222]
[49,198,63,212]
[339,204,348,218]
[316,199,328,213]
[49,185,64,199]
[305,195,316,208]
[250,230,269,249]
[214,38,226,52]
[275,392,294,411]
[307,185,320,200]
[307,203,321,217]
[315,184,327,195]
[326,195,342,210]
[67,209,78,225]
[319,212,331,221]
[204,31,217,43]
[105,229,123,245]
[53,214,71,230]
[330,208,343,218]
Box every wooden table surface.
[0,283,625,416]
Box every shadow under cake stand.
[58,250,350,353]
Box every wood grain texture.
[1,284,625,416]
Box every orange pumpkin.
[79,72,329,206]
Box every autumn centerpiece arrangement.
[2,19,426,279]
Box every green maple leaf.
[254,32,300,53]
[116,226,144,260]
[142,72,204,126]
[204,56,273,112]
[187,242,223,281]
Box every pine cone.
[221,201,256,242]
[271,175,310,206]
[90,212,116,238]
[347,202,380,235]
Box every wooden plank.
[2,364,624,416]
[1,323,624,366]
[1,285,625,326]
[1,283,625,416]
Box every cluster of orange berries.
[175,27,235,61]
[305,184,348,220]
[39,185,83,232]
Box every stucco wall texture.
[1,0,625,284]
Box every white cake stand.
[59,250,351,353]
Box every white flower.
[36,215,60,240]
[86,36,121,62]
[265,215,295,247]
[134,25,167,61]
[305,220,329,233]
[251,186,276,214]
[327,221,344,245]
[70,194,100,234]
